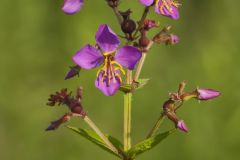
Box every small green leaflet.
[119,79,150,93]
[134,78,150,90]
[127,129,176,159]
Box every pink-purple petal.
[73,44,104,69]
[95,72,121,96]
[95,24,120,52]
[115,46,142,70]
[155,0,179,20]
[197,88,221,101]
[177,120,188,133]
[62,0,84,15]
[139,0,154,6]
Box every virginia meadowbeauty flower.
[62,0,84,14]
[139,0,180,20]
[73,24,142,96]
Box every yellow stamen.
[115,73,123,83]
[157,0,179,15]
[111,61,126,75]
[96,53,125,86]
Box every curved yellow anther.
[158,0,179,15]
[95,53,125,86]
[114,67,125,75]
[115,73,123,83]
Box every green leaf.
[127,129,176,158]
[135,79,150,90]
[108,136,124,151]
[67,126,121,158]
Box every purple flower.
[177,120,188,133]
[196,88,221,101]
[139,0,180,20]
[73,24,142,96]
[62,0,84,15]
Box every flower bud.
[196,88,220,101]
[139,30,150,49]
[45,113,72,131]
[121,19,136,34]
[62,0,84,15]
[143,19,160,31]
[47,89,70,106]
[167,34,180,45]
[177,120,188,133]
[120,9,136,35]
[65,65,81,80]
[153,33,179,45]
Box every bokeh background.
[1,0,240,160]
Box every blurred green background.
[1,0,240,160]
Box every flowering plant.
[46,0,220,159]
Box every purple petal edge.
[62,0,84,15]
[139,0,154,6]
[115,46,142,70]
[95,24,120,52]
[72,44,104,70]
[177,120,188,133]
[95,71,121,96]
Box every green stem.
[83,115,120,155]
[175,101,184,111]
[146,113,166,138]
[133,41,154,82]
[124,93,132,151]
[112,6,123,25]
[132,6,151,40]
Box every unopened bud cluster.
[163,82,220,133]
[46,87,86,131]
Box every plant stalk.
[146,113,166,138]
[124,92,132,151]
[132,6,151,39]
[112,7,123,25]
[83,115,119,155]
[124,69,132,151]
[133,40,154,82]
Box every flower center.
[96,52,125,86]
[157,0,179,15]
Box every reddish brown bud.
[139,30,150,49]
[153,26,179,45]
[121,20,136,34]
[45,113,72,131]
[47,89,71,106]
[143,19,160,30]
[120,9,136,37]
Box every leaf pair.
[67,126,175,159]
